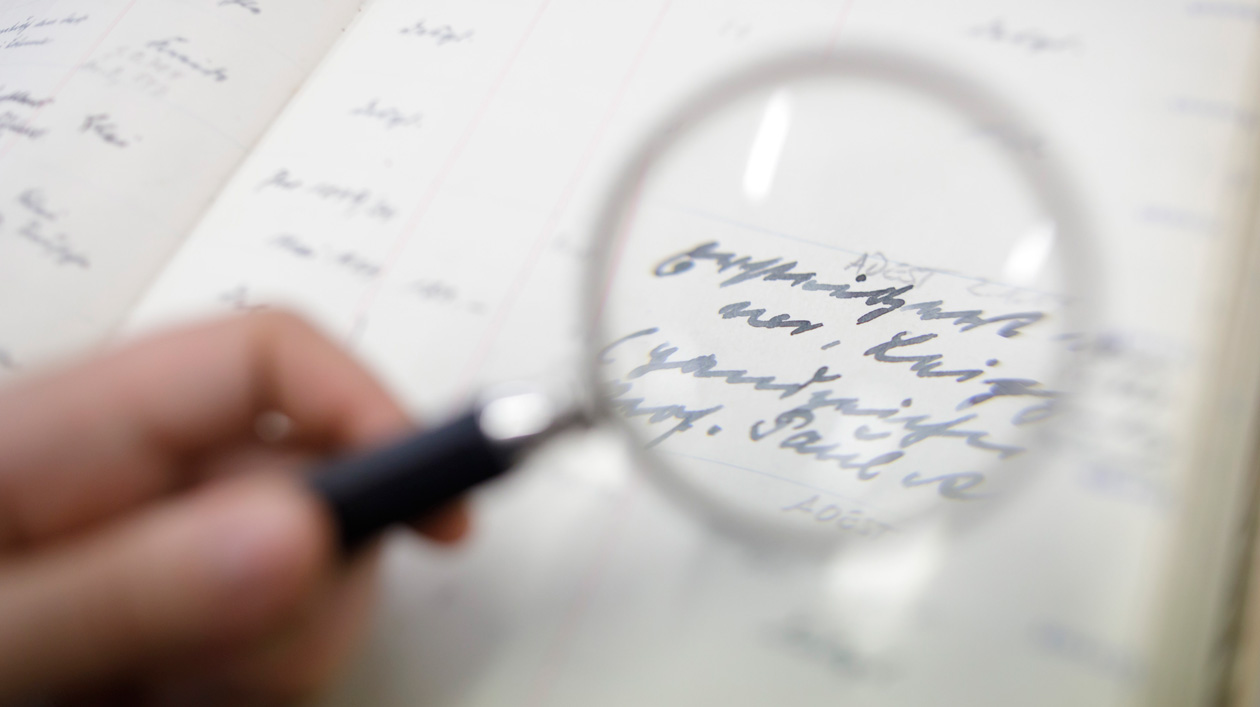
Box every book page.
[121,1,1260,705]
[0,0,367,377]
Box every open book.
[3,1,1260,705]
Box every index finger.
[0,312,410,548]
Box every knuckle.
[258,309,312,335]
[249,310,323,349]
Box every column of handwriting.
[0,0,364,372]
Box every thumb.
[0,473,335,699]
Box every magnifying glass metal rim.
[583,45,1100,551]
[307,45,1100,555]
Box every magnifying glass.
[311,47,1095,554]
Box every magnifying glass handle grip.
[308,411,509,553]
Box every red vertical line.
[591,173,647,327]
[827,0,858,51]
[0,0,142,162]
[452,0,676,397]
[522,477,641,707]
[349,0,555,336]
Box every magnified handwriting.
[600,326,1055,501]
[709,293,1040,388]
[657,242,1046,337]
[604,328,841,399]
[844,251,938,287]
[718,301,824,335]
[753,390,1023,458]
[864,331,986,382]
[604,379,723,447]
[959,378,1057,411]
[780,495,896,539]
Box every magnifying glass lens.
[592,58,1087,543]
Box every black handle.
[309,411,511,552]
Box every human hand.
[0,312,468,704]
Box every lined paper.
[0,0,365,375]
[118,1,1260,705]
